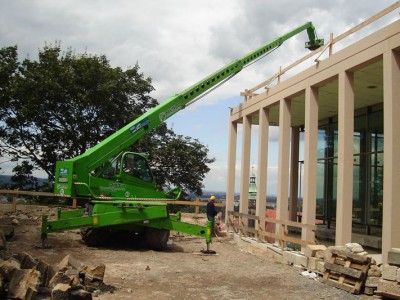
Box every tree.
[10,160,38,190]
[0,44,214,195]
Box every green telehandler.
[41,22,323,252]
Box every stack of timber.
[322,249,371,294]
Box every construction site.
[0,2,400,300]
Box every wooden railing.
[0,189,224,213]
[227,211,316,249]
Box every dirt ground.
[1,206,370,300]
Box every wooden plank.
[322,279,357,294]
[324,262,363,279]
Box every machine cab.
[101,152,154,185]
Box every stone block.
[365,276,380,287]
[345,242,364,253]
[377,279,400,296]
[48,271,73,289]
[308,257,318,271]
[388,248,400,267]
[80,264,106,282]
[51,283,71,300]
[368,264,382,277]
[397,268,400,283]
[303,245,327,258]
[57,254,83,272]
[14,252,37,269]
[0,230,6,250]
[71,289,93,300]
[33,259,56,287]
[0,259,20,280]
[316,260,325,273]
[282,251,296,265]
[293,253,308,268]
[8,269,40,300]
[382,264,398,281]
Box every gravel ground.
[1,207,372,300]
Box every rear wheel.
[80,227,111,246]
[145,228,170,251]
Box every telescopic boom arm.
[54,22,323,197]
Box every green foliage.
[10,160,38,189]
[0,44,214,195]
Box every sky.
[0,0,398,194]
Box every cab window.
[122,154,153,182]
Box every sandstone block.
[48,271,73,289]
[57,254,83,272]
[365,276,380,287]
[388,248,400,267]
[14,252,37,269]
[33,259,56,287]
[80,264,106,282]
[368,264,382,277]
[51,283,71,300]
[382,264,398,281]
[8,269,40,300]
[303,245,327,258]
[0,259,20,280]
[377,278,400,296]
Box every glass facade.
[312,104,383,235]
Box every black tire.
[145,228,170,251]
[80,227,111,246]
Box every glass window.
[122,154,153,183]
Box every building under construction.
[225,3,400,264]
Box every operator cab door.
[101,152,155,188]
[120,152,154,184]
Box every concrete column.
[382,49,400,264]
[225,121,237,225]
[277,99,291,236]
[289,127,300,222]
[239,115,251,226]
[256,108,269,234]
[336,71,354,245]
[302,86,319,243]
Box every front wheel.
[145,228,170,251]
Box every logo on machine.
[59,168,69,175]
[58,178,68,183]
[130,118,150,134]
[159,104,181,122]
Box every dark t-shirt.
[206,201,217,218]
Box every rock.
[14,252,37,269]
[11,218,20,226]
[51,283,71,300]
[377,278,400,296]
[80,264,106,282]
[57,254,83,272]
[48,271,73,289]
[303,244,327,258]
[388,248,400,267]
[0,230,7,250]
[71,289,93,300]
[33,259,56,287]
[8,269,40,300]
[345,242,364,253]
[382,264,398,281]
[368,264,382,277]
[0,259,20,280]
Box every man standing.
[207,195,218,235]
